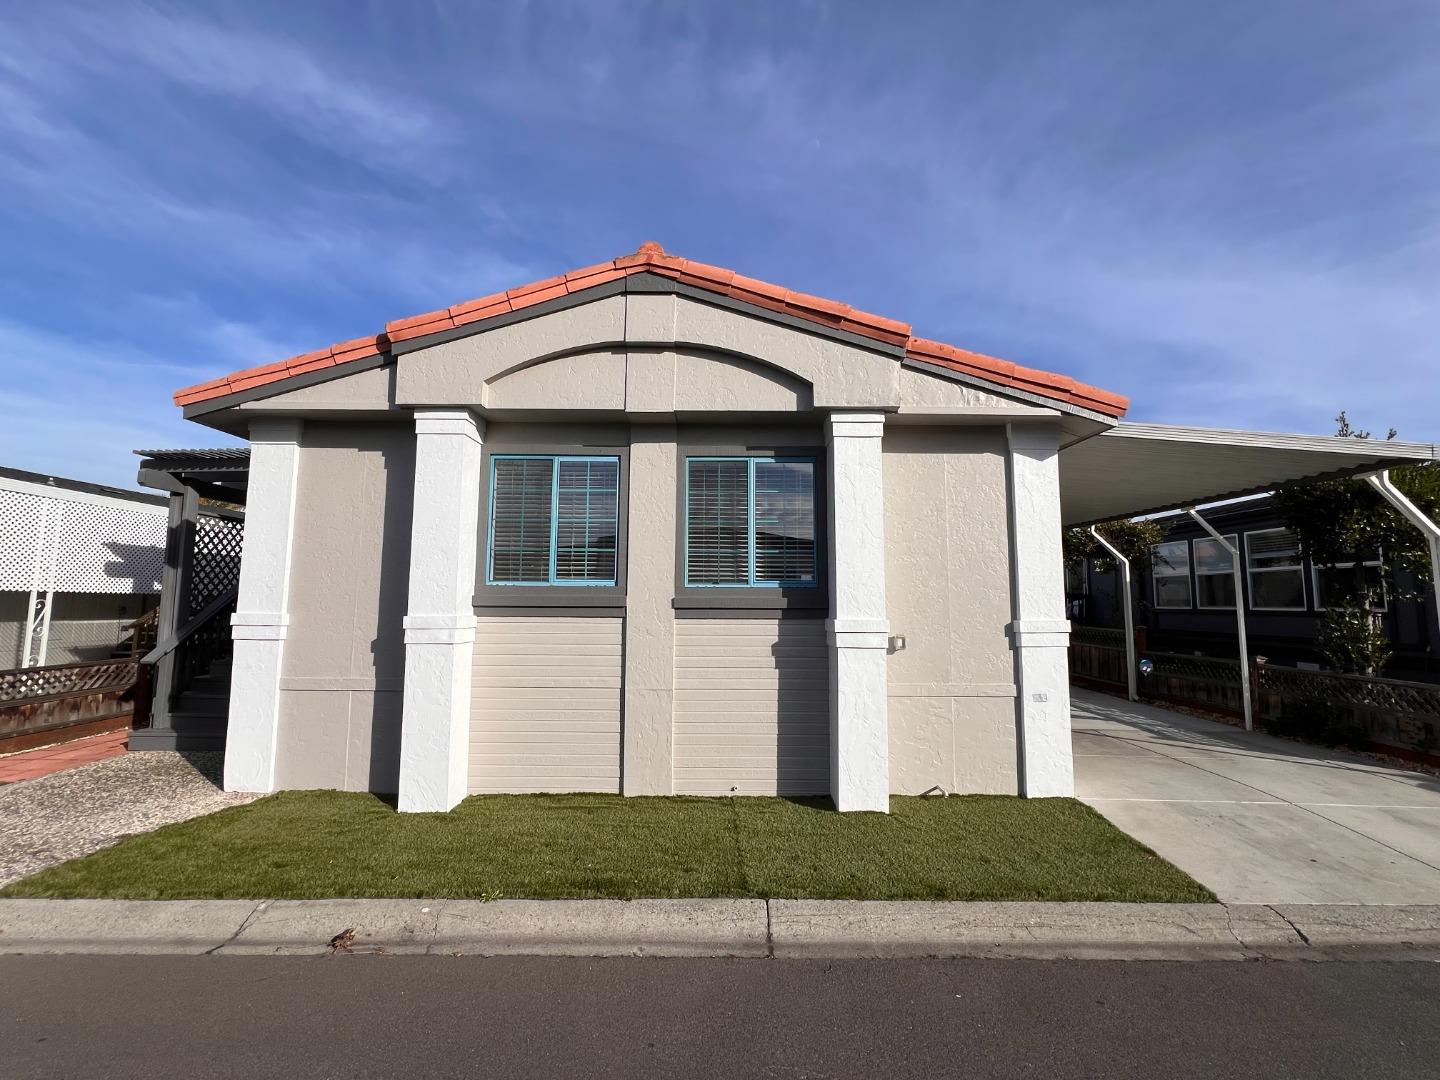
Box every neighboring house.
[1072,495,1440,682]
[152,242,1438,812]
[0,467,166,668]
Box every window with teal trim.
[685,457,817,587]
[488,456,619,585]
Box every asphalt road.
[4,956,1437,1079]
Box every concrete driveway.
[1071,688,1440,904]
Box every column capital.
[414,408,485,443]
[825,411,887,441]
[247,417,304,444]
[1005,421,1060,454]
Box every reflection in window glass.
[1193,535,1237,609]
[685,457,817,588]
[1245,529,1306,611]
[1151,540,1192,609]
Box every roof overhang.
[1059,422,1437,526]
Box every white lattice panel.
[0,485,165,594]
[0,489,49,592]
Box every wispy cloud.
[1,0,1438,492]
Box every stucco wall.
[394,292,895,410]
[882,426,1019,794]
[275,420,414,792]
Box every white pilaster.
[224,418,302,793]
[1006,423,1074,797]
[397,409,484,812]
[826,411,890,812]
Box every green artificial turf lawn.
[0,792,1213,902]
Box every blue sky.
[3,1,1437,489]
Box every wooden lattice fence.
[1258,665,1440,755]
[1067,631,1440,760]
[0,659,139,749]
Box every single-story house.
[162,243,1439,812]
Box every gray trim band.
[389,279,629,356]
[901,356,1115,425]
[389,272,906,360]
[473,605,627,618]
[674,607,827,619]
[181,352,395,419]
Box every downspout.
[1365,470,1440,638]
[1089,525,1137,701]
[1185,507,1253,731]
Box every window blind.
[686,459,750,585]
[490,458,554,584]
[555,458,619,582]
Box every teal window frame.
[486,454,620,587]
[683,455,819,589]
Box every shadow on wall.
[103,541,164,594]
[363,435,415,795]
[771,617,831,797]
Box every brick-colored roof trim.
[173,242,1128,417]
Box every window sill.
[672,592,827,612]
[474,587,624,609]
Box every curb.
[2,899,1439,960]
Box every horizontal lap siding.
[674,618,830,796]
[470,616,623,794]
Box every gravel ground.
[0,752,258,888]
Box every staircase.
[166,652,232,747]
[129,586,236,752]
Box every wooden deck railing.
[0,659,139,750]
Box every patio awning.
[135,447,251,503]
[1059,422,1437,526]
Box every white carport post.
[1185,507,1252,731]
[1088,526,1137,702]
[1366,471,1440,634]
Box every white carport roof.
[1059,422,1438,526]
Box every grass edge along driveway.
[1,791,1213,902]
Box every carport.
[1059,422,1439,727]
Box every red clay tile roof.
[173,242,1128,417]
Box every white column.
[224,418,302,793]
[1006,423,1074,797]
[397,409,484,812]
[826,412,891,813]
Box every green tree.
[1064,518,1164,573]
[1273,412,1438,674]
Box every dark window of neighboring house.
[1193,534,1238,609]
[1313,555,1388,612]
[1245,528,1306,611]
[1151,540,1192,608]
[487,455,620,586]
[684,457,818,587]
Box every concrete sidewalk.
[3,898,1439,960]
